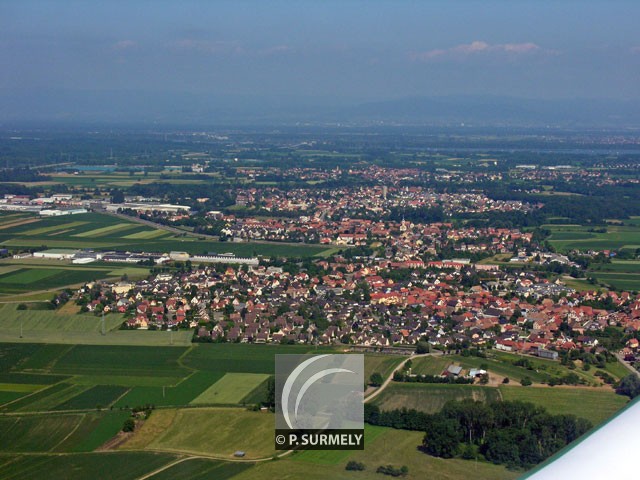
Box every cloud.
[259,45,294,56]
[410,40,544,62]
[113,40,136,50]
[171,39,244,55]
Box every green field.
[115,371,224,408]
[147,407,276,459]
[190,373,269,405]
[409,356,451,376]
[0,342,625,480]
[0,452,178,480]
[0,267,113,294]
[547,224,640,252]
[181,343,312,374]
[364,354,405,381]
[0,212,332,258]
[235,427,517,480]
[372,383,502,413]
[498,386,628,425]
[146,459,253,480]
[52,385,129,410]
[0,303,186,346]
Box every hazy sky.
[1,1,639,116]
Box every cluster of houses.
[74,252,640,358]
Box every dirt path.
[364,352,440,403]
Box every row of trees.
[365,399,592,469]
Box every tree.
[422,415,461,458]
[616,374,640,399]
[520,376,532,386]
[265,376,276,409]
[369,372,384,387]
[345,460,365,471]
[122,418,135,432]
[111,189,125,203]
[415,341,430,354]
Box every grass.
[294,424,386,465]
[146,458,253,480]
[0,303,122,334]
[119,408,178,450]
[148,407,276,459]
[190,373,269,405]
[234,427,517,480]
[0,452,178,480]
[409,356,451,376]
[364,354,404,382]
[372,383,502,414]
[498,386,628,425]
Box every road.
[364,351,442,404]
[615,353,640,378]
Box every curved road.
[364,351,442,403]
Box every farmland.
[0,257,151,297]
[0,305,194,346]
[498,386,628,425]
[0,452,179,480]
[371,383,503,413]
[145,408,276,459]
[235,427,518,480]
[0,341,629,480]
[546,223,640,252]
[0,212,333,258]
[409,351,629,386]
[190,373,269,405]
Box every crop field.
[498,386,628,425]
[190,373,269,405]
[586,272,640,291]
[363,354,405,381]
[0,267,112,294]
[0,452,178,480]
[114,371,224,408]
[546,224,640,252]
[0,212,333,257]
[409,356,451,376]
[371,383,502,413]
[52,385,129,410]
[51,345,190,377]
[147,407,276,459]
[0,258,151,297]
[146,459,253,480]
[181,343,312,374]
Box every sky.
[1,1,639,123]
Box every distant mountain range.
[1,89,639,128]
